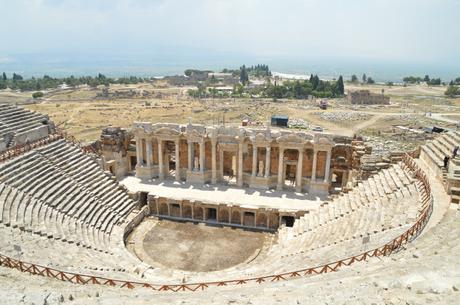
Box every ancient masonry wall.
[147,195,306,231]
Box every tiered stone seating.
[0,103,54,151]
[0,139,136,251]
[420,130,460,203]
[227,163,423,274]
[137,161,425,283]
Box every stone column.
[311,149,318,181]
[146,140,152,167]
[277,146,284,190]
[211,140,217,184]
[219,148,224,179]
[251,145,257,177]
[296,148,304,192]
[187,141,192,171]
[175,140,180,181]
[158,140,164,179]
[324,149,332,183]
[199,141,205,174]
[237,142,243,187]
[136,137,142,167]
[265,146,271,178]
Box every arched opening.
[139,191,148,207]
[231,210,241,225]
[243,212,255,227]
[182,204,192,219]
[218,208,229,223]
[170,203,181,217]
[256,213,267,228]
[206,208,217,222]
[193,206,204,220]
[281,216,295,227]
[159,202,169,216]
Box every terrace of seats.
[420,130,460,203]
[0,143,427,287]
[0,103,54,151]
[0,139,136,252]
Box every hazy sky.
[1,0,459,76]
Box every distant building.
[271,115,289,127]
[208,72,233,80]
[348,90,390,105]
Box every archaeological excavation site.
[0,93,459,304]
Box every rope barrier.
[0,153,434,292]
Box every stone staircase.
[0,139,137,252]
[420,130,460,203]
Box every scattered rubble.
[315,112,371,122]
[289,118,310,129]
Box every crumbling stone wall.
[348,90,390,105]
[100,127,133,178]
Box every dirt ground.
[141,220,267,272]
[0,83,458,145]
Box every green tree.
[367,77,375,84]
[233,83,244,97]
[445,84,459,97]
[12,73,23,81]
[362,73,367,83]
[310,75,320,90]
[351,74,358,83]
[240,65,249,85]
[423,75,430,82]
[32,91,44,99]
[336,75,344,95]
[427,78,441,86]
[2,72,6,81]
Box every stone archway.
[193,206,204,220]
[182,204,192,219]
[159,202,169,216]
[219,208,230,223]
[231,210,241,225]
[256,212,267,228]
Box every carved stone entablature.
[250,130,272,147]
[132,122,153,138]
[315,135,334,151]
[277,133,312,150]
[187,128,206,143]
[154,127,181,141]
[217,134,239,145]
[218,142,238,152]
[132,122,350,150]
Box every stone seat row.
[0,105,48,134]
[0,178,116,251]
[0,222,141,281]
[0,152,122,230]
[36,140,133,215]
[0,140,137,250]
[289,163,416,235]
[421,131,460,168]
